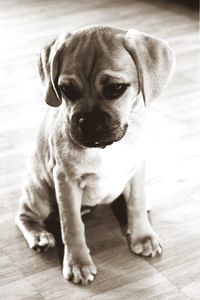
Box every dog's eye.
[60,83,81,101]
[102,84,128,100]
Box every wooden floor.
[0,0,199,299]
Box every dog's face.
[38,26,175,148]
[58,29,139,148]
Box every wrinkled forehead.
[59,29,137,84]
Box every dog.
[16,25,175,285]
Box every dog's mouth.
[69,134,117,149]
[79,140,115,149]
[69,128,127,149]
[69,120,128,149]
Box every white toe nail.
[73,278,80,284]
[143,251,151,257]
[63,268,71,280]
[38,240,47,246]
[88,274,94,281]
[90,266,97,275]
[133,244,143,254]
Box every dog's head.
[37,25,175,148]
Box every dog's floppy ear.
[124,30,175,106]
[37,33,69,107]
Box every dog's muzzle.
[70,109,127,148]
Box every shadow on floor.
[44,195,128,264]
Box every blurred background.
[0,1,199,299]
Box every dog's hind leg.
[15,178,56,252]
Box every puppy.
[16,25,175,284]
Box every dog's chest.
[72,141,143,206]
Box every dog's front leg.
[124,162,163,257]
[53,167,96,284]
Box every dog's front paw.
[28,231,56,252]
[63,258,97,285]
[128,225,162,257]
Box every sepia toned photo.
[0,0,199,299]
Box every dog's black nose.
[77,110,108,132]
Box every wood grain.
[0,0,199,299]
